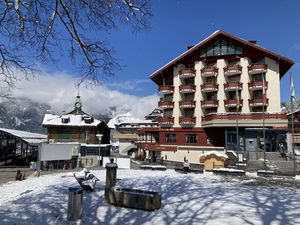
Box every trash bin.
[67,187,83,221]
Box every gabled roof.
[150,30,294,82]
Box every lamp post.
[96,134,103,168]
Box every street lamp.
[96,134,103,168]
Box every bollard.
[105,158,118,189]
[67,187,83,221]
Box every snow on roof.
[0,128,46,139]
[42,113,102,127]
[0,128,47,143]
[107,112,153,129]
[200,150,228,159]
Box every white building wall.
[216,59,226,113]
[240,57,251,113]
[265,57,281,113]
[194,61,204,126]
[172,64,184,127]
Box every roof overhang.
[150,30,294,84]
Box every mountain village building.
[137,30,294,164]
[108,112,158,155]
[42,95,110,168]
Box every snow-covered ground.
[1,169,300,225]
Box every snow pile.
[1,170,300,225]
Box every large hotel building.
[137,30,294,163]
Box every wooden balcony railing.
[179,84,196,92]
[224,65,242,75]
[158,86,174,93]
[158,117,174,124]
[179,117,196,124]
[248,81,268,89]
[179,69,196,77]
[249,98,269,106]
[201,83,219,91]
[224,82,242,90]
[248,63,267,73]
[202,113,287,122]
[224,99,243,106]
[179,100,196,108]
[201,67,218,74]
[201,100,219,107]
[158,100,174,108]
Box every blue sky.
[13,0,300,117]
[99,0,299,102]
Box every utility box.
[67,187,83,221]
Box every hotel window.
[200,39,243,58]
[206,92,217,100]
[253,90,263,99]
[252,74,263,82]
[165,134,176,143]
[186,134,197,143]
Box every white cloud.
[11,72,159,119]
[106,79,152,91]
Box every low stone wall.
[212,168,246,176]
[140,165,167,171]
[174,167,203,174]
[105,187,161,211]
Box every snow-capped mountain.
[0,98,50,133]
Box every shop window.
[165,134,176,143]
[186,134,197,143]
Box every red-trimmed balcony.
[158,117,174,126]
[179,117,196,126]
[202,113,287,122]
[179,84,196,93]
[158,85,174,94]
[201,83,219,92]
[249,98,268,107]
[248,81,268,91]
[248,64,267,74]
[179,69,196,78]
[224,82,243,91]
[201,67,218,77]
[224,99,243,108]
[201,100,219,108]
[179,100,196,108]
[224,65,242,76]
[158,100,174,109]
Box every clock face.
[75,102,81,108]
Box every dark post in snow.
[105,158,118,189]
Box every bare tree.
[0,0,151,86]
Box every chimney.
[187,45,194,50]
[248,40,257,44]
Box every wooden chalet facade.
[42,95,110,145]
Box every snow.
[200,150,228,159]
[213,168,245,173]
[0,128,47,139]
[226,150,237,157]
[107,112,152,129]
[1,170,300,225]
[42,113,102,127]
